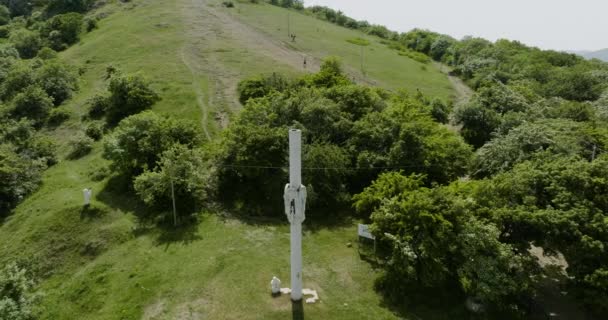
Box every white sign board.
[358,224,375,240]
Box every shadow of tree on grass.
[97,173,204,247]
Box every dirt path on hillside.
[180,47,212,140]
[180,0,323,129]
[179,0,377,130]
[435,62,473,106]
[180,0,244,130]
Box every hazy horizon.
[304,0,607,52]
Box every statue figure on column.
[283,184,307,224]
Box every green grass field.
[0,0,460,319]
[224,0,455,100]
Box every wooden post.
[170,176,177,227]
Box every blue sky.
[304,0,607,51]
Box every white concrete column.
[290,219,303,300]
[285,129,306,301]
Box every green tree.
[430,35,454,61]
[0,0,31,17]
[305,56,351,88]
[42,12,83,50]
[9,29,41,59]
[454,102,500,148]
[476,156,608,315]
[11,86,54,125]
[36,62,78,105]
[356,173,538,311]
[0,263,36,320]
[105,73,160,124]
[349,97,471,185]
[1,63,34,100]
[302,143,350,208]
[472,120,602,177]
[46,0,94,13]
[0,144,45,214]
[0,118,57,165]
[0,5,10,25]
[134,144,216,226]
[102,111,202,176]
[456,218,535,308]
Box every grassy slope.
[0,0,458,319]
[225,1,455,100]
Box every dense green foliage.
[10,30,42,59]
[42,12,84,51]
[0,144,46,215]
[46,0,94,14]
[354,173,537,311]
[10,86,54,126]
[0,263,36,320]
[102,111,208,223]
[218,59,470,215]
[224,5,608,313]
[105,73,161,124]
[0,0,84,215]
[1,0,607,317]
[134,144,216,223]
[102,111,202,176]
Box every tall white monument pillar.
[284,129,307,301]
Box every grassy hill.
[0,0,460,319]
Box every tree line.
[0,2,96,317]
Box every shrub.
[106,73,160,124]
[134,144,216,225]
[47,107,71,126]
[42,12,84,51]
[9,29,42,59]
[36,47,58,60]
[36,62,78,105]
[105,64,117,79]
[430,98,450,124]
[0,25,8,38]
[237,77,266,104]
[0,5,9,25]
[0,263,37,320]
[0,43,18,58]
[84,121,104,140]
[1,63,34,100]
[84,17,97,32]
[0,144,45,213]
[68,134,93,159]
[11,86,54,126]
[346,37,370,46]
[103,111,202,175]
[398,50,431,64]
[222,1,234,8]
[86,94,109,119]
[46,0,94,14]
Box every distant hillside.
[575,48,608,61]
